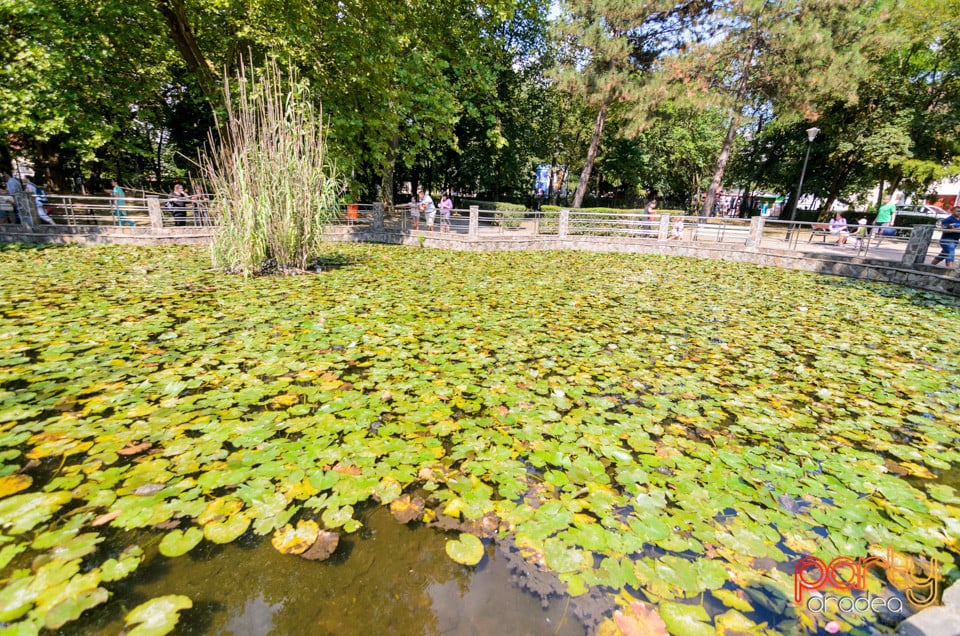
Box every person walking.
[3,173,21,223]
[931,206,960,267]
[874,196,896,245]
[111,179,134,226]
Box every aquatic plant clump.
[0,243,958,635]
[202,58,345,276]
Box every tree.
[661,0,892,217]
[551,0,715,208]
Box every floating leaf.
[44,587,109,629]
[300,530,339,561]
[124,594,193,636]
[445,532,485,566]
[101,545,144,582]
[389,494,425,524]
[0,492,72,535]
[658,601,714,636]
[158,527,204,558]
[271,521,320,555]
[612,601,669,636]
[0,474,33,497]
[203,513,250,544]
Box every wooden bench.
[809,223,831,242]
[691,223,750,243]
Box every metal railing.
[45,194,151,227]
[759,219,930,259]
[7,196,945,269]
[40,194,213,228]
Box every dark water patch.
[59,506,585,636]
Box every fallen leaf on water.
[118,442,153,456]
[390,494,425,524]
[300,530,339,561]
[613,601,669,636]
[92,510,121,527]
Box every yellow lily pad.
[271,520,320,555]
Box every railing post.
[372,202,384,231]
[14,193,36,227]
[746,216,764,248]
[658,214,670,241]
[147,197,164,228]
[902,224,935,266]
[469,205,479,238]
[558,208,569,239]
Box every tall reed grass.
[201,58,344,275]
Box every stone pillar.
[469,205,479,238]
[14,193,36,228]
[558,208,569,239]
[901,225,934,266]
[746,216,765,248]
[372,202,384,231]
[147,197,164,229]
[658,214,671,241]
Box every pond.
[0,242,957,635]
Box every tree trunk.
[701,38,756,217]
[156,0,218,101]
[701,115,741,217]
[572,97,610,209]
[819,154,857,221]
[380,132,399,215]
[34,139,67,192]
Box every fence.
[2,196,946,270]
[37,194,212,228]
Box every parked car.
[895,204,949,218]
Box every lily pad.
[271,521,320,555]
[445,532,485,566]
[158,527,204,558]
[124,594,193,636]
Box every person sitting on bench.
[829,211,849,245]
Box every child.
[851,218,868,248]
[669,217,684,240]
[438,194,452,232]
[409,196,419,230]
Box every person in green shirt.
[874,196,897,245]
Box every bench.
[809,223,831,242]
[691,223,750,243]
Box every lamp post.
[785,127,819,242]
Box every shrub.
[459,199,528,212]
[201,58,345,276]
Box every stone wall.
[2,223,957,297]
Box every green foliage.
[203,58,344,276]
[459,199,528,211]
[0,243,958,633]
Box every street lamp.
[787,127,820,223]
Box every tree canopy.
[1,0,958,212]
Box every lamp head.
[806,127,821,142]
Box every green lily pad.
[0,492,72,535]
[158,527,204,557]
[659,600,714,636]
[124,594,193,636]
[44,587,109,629]
[203,513,250,544]
[445,533,485,566]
